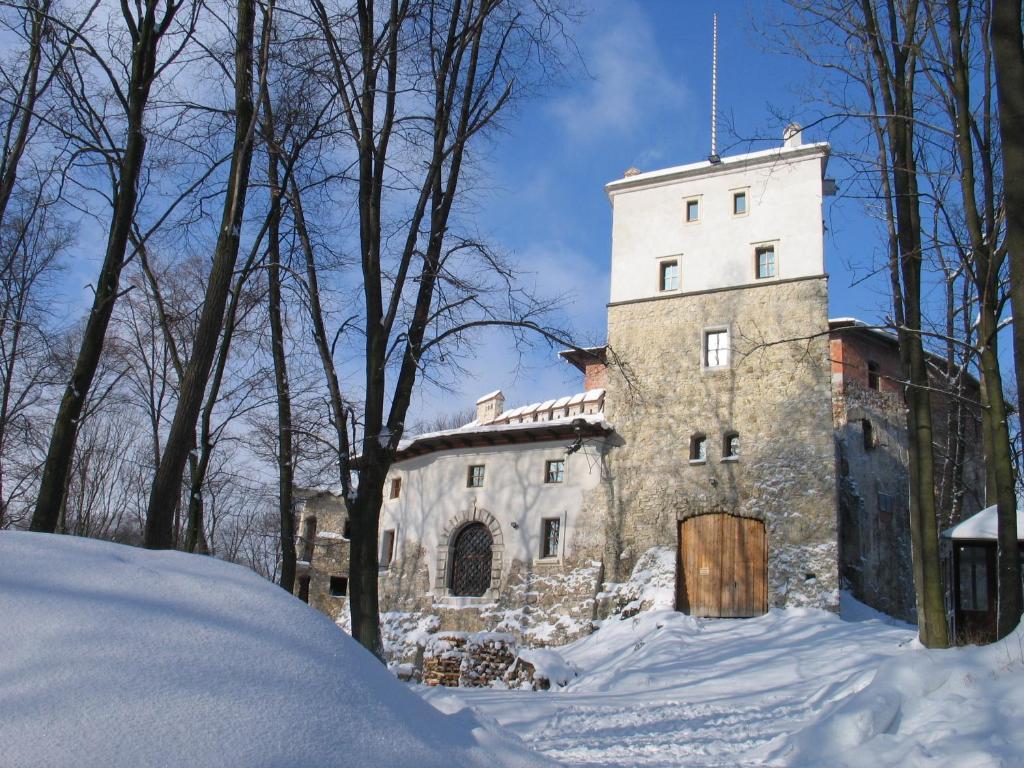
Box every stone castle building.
[294,129,983,640]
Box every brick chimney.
[476,390,505,424]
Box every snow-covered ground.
[4,531,1022,767]
[0,531,554,768]
[418,551,1024,767]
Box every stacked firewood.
[460,634,516,688]
[420,632,519,687]
[421,634,467,687]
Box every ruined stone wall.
[833,381,916,621]
[295,491,351,623]
[592,276,839,610]
[832,330,986,622]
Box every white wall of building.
[379,436,607,595]
[607,143,829,304]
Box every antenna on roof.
[709,13,721,164]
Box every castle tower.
[596,130,839,614]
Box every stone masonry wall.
[589,277,839,610]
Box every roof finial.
[709,13,721,164]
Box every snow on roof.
[398,412,611,452]
[475,389,502,404]
[0,531,554,768]
[943,504,1024,540]
[605,142,830,194]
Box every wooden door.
[678,514,767,617]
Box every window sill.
[720,456,739,463]
[688,459,706,466]
[535,556,561,565]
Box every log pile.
[420,631,518,688]
[421,633,467,687]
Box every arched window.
[723,432,740,459]
[689,433,707,462]
[450,522,493,596]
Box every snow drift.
[0,531,556,768]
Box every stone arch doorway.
[449,522,494,596]
[436,509,503,598]
[677,513,767,617]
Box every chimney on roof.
[476,390,504,424]
[783,123,803,148]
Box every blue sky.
[409,0,891,422]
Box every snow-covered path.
[422,608,916,767]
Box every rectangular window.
[685,198,700,222]
[467,464,485,487]
[733,191,747,215]
[545,459,565,483]
[659,260,679,291]
[689,434,707,462]
[541,518,561,559]
[380,529,395,568]
[389,477,401,499]
[704,329,729,368]
[755,245,776,279]
[867,361,880,391]
[329,575,348,597]
[958,545,988,611]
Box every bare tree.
[144,0,264,549]
[306,0,577,657]
[927,0,1020,639]
[30,0,192,533]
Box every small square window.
[545,459,565,483]
[380,529,395,567]
[689,433,707,462]
[733,191,747,215]
[389,477,401,499]
[659,260,680,292]
[467,464,485,487]
[329,575,348,597]
[686,198,700,222]
[704,329,729,368]
[755,245,776,279]
[541,518,560,559]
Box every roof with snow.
[942,504,1024,541]
[395,390,610,461]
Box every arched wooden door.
[677,514,767,617]
[449,522,493,596]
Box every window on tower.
[755,244,776,279]
[704,329,730,368]
[733,190,748,215]
[659,260,680,292]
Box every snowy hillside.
[0,531,555,768]
[421,548,1024,767]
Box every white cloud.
[551,0,689,144]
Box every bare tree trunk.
[992,0,1024,639]
[144,0,261,548]
[860,0,948,647]
[944,0,1021,639]
[31,0,180,533]
[261,51,296,592]
[992,0,1024,446]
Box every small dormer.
[476,390,504,424]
